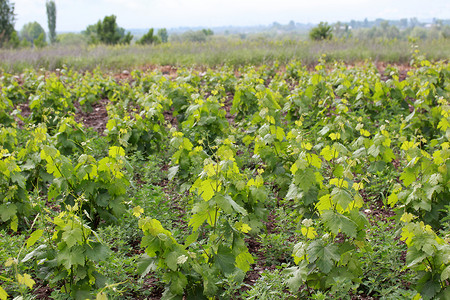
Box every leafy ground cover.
[0,52,449,299]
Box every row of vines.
[0,53,449,299]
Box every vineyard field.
[0,55,449,299]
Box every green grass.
[0,37,449,73]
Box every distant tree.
[309,22,333,40]
[83,15,133,45]
[410,27,427,40]
[34,32,46,48]
[121,31,133,44]
[441,25,450,39]
[0,0,16,47]
[400,18,408,28]
[287,20,296,30]
[21,21,46,44]
[20,37,30,47]
[272,22,281,30]
[409,17,420,28]
[46,0,56,44]
[363,18,369,28]
[157,28,168,43]
[380,20,389,31]
[137,28,160,45]
[202,28,213,36]
[170,29,214,43]
[83,24,99,44]
[334,21,351,39]
[5,30,19,48]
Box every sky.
[11,0,450,32]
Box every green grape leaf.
[59,156,74,179]
[10,215,18,232]
[0,285,8,300]
[166,251,184,271]
[292,242,307,264]
[139,217,173,237]
[437,287,450,300]
[302,185,319,206]
[62,227,83,248]
[137,254,157,278]
[168,166,179,181]
[85,242,110,262]
[294,167,316,192]
[235,251,254,273]
[420,278,441,300]
[348,209,369,230]
[217,194,247,216]
[26,229,44,249]
[367,144,380,158]
[96,292,108,300]
[109,146,125,158]
[57,246,85,269]
[182,138,193,151]
[141,235,160,257]
[96,192,110,207]
[400,167,416,187]
[320,145,337,161]
[167,271,188,295]
[202,269,219,297]
[250,186,267,203]
[322,210,357,238]
[276,126,285,141]
[197,178,217,201]
[10,172,26,189]
[214,194,232,214]
[331,187,353,210]
[284,262,308,291]
[22,244,47,263]
[215,246,236,275]
[316,194,333,212]
[307,240,340,274]
[0,203,17,222]
[383,147,396,162]
[17,273,35,289]
[188,204,210,231]
[406,245,430,268]
[309,153,322,169]
[441,265,450,282]
[286,184,300,200]
[333,165,344,178]
[428,173,442,186]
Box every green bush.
[136,28,160,45]
[83,15,133,45]
[309,22,333,40]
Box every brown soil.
[163,109,178,128]
[16,102,31,128]
[223,91,235,125]
[33,283,53,299]
[375,62,412,82]
[74,99,109,134]
[139,65,179,79]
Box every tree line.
[0,0,55,48]
[0,0,171,48]
[1,0,447,49]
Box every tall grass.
[0,37,448,73]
